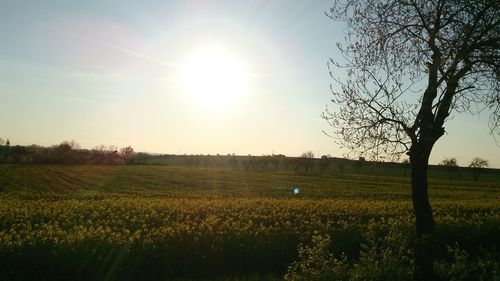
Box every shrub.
[435,245,500,281]
[284,233,349,281]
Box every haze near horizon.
[1,0,498,167]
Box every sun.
[181,44,249,110]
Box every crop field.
[1,164,500,280]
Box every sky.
[0,0,499,167]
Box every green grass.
[0,164,499,280]
[1,164,498,200]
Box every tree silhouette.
[323,1,499,280]
[119,146,135,164]
[469,157,488,181]
[352,156,366,174]
[439,157,459,180]
[299,151,315,173]
[300,151,315,159]
[319,155,331,173]
[402,159,410,177]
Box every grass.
[1,164,498,200]
[0,164,499,280]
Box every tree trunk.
[410,143,435,281]
[410,156,434,235]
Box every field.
[1,164,500,280]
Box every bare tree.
[469,157,488,181]
[319,155,331,173]
[300,151,315,158]
[323,1,499,280]
[439,157,459,180]
[402,158,410,177]
[119,146,135,164]
[299,151,315,173]
[352,156,366,174]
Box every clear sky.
[1,0,499,167]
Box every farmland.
[1,164,500,280]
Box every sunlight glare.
[181,44,249,110]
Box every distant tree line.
[438,157,490,182]
[0,139,495,181]
[143,151,371,175]
[0,139,135,165]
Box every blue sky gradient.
[1,0,498,167]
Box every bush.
[286,223,500,281]
[284,233,349,281]
[435,245,500,281]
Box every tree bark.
[410,142,435,281]
[410,154,434,235]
